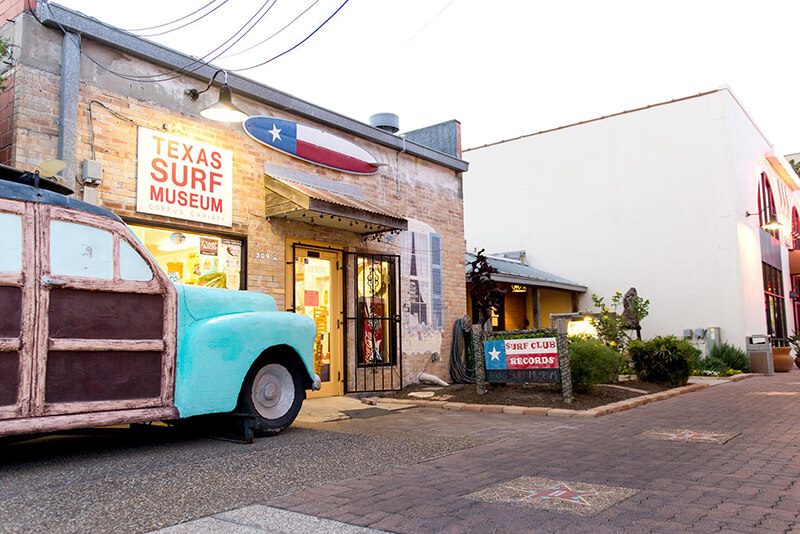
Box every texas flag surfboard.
[244,116,380,175]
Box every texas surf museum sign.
[483,337,561,383]
[136,127,233,227]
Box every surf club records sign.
[483,337,560,383]
[136,127,233,227]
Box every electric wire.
[220,0,320,59]
[33,0,348,87]
[136,0,232,38]
[124,0,222,34]
[114,0,276,80]
[87,99,165,160]
[227,0,349,72]
[400,0,458,49]
[35,0,274,83]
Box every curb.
[727,373,760,382]
[360,379,753,417]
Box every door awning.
[263,173,408,234]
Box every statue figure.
[622,287,642,339]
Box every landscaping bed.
[387,381,671,411]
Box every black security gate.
[344,252,402,393]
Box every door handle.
[41,276,67,287]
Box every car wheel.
[239,356,305,436]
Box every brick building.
[0,1,468,396]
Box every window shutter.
[430,233,443,329]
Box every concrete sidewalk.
[261,369,800,533]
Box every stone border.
[360,374,759,418]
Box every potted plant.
[773,339,795,373]
[786,334,800,371]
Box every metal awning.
[263,173,407,234]
[465,251,588,292]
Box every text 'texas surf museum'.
[4,2,469,396]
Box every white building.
[463,87,800,349]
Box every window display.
[129,224,242,289]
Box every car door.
[33,204,177,417]
[0,198,35,420]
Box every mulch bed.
[389,381,671,411]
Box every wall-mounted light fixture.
[185,70,248,123]
[746,209,784,231]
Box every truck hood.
[177,284,277,321]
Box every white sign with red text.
[136,128,233,227]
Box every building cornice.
[38,2,469,173]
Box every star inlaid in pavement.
[509,482,613,507]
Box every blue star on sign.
[483,339,507,370]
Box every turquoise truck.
[0,164,319,439]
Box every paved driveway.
[4,371,800,533]
[261,371,800,533]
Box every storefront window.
[129,224,243,289]
[356,255,397,367]
[762,262,787,344]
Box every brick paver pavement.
[268,371,800,533]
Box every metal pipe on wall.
[57,29,80,192]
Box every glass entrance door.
[293,246,342,398]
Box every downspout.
[57,29,80,193]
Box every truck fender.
[173,311,316,418]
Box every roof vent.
[370,113,399,134]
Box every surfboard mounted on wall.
[244,116,380,175]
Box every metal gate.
[344,252,402,393]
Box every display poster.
[199,238,219,256]
[219,238,241,290]
[136,127,233,226]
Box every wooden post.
[555,317,574,404]
[472,325,487,395]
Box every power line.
[220,0,320,59]
[129,0,276,79]
[39,0,274,83]
[34,0,349,86]
[400,0,457,49]
[123,0,221,33]
[229,0,349,72]
[136,0,232,38]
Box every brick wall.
[9,38,466,390]
[0,0,34,23]
[0,71,15,165]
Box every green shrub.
[629,336,698,387]
[568,336,621,392]
[707,342,749,373]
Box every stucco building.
[0,1,468,396]
[464,88,800,349]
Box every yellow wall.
[539,288,574,328]
[504,290,527,330]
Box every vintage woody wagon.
[0,165,319,438]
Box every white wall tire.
[239,355,304,436]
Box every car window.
[119,239,154,281]
[0,212,22,272]
[50,220,113,279]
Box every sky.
[55,0,800,153]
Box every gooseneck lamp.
[746,208,784,231]
[185,70,248,123]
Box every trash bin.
[746,335,773,376]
